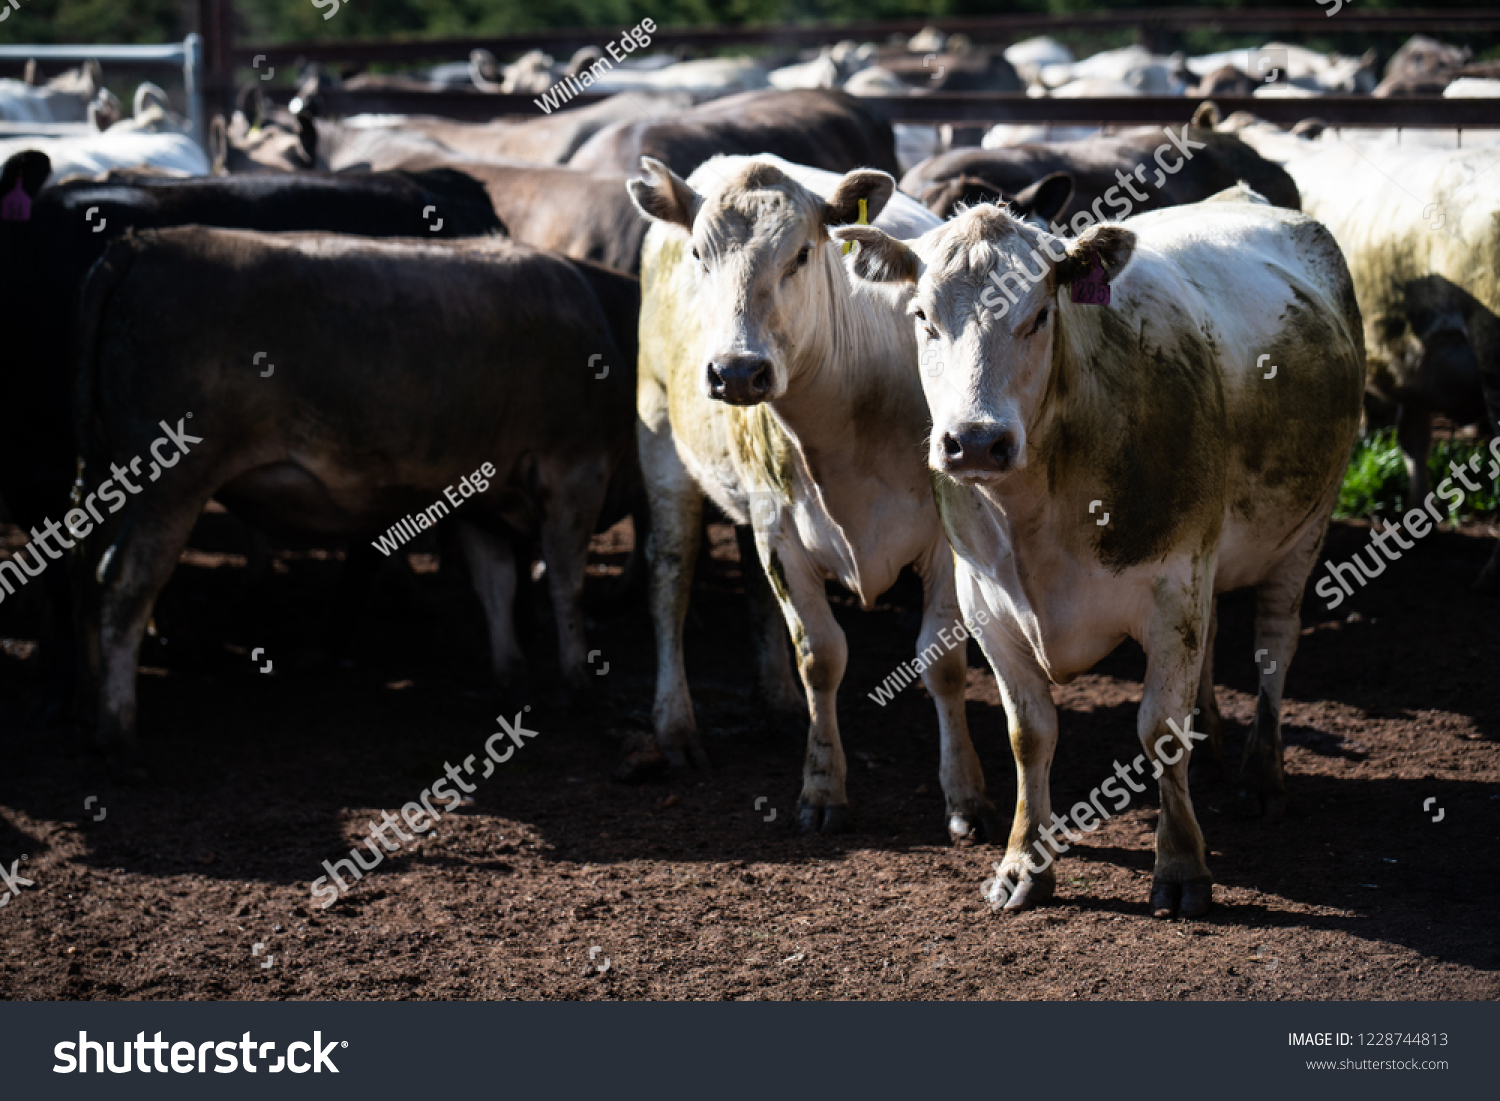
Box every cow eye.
[1027,306,1051,336]
[691,247,700,261]
[796,244,812,267]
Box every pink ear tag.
[1070,250,1110,306]
[1,177,30,222]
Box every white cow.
[627,154,996,839]
[0,61,103,123]
[835,194,1364,916]
[1270,141,1500,589]
[0,129,206,184]
[1039,45,1188,95]
[1003,37,1074,87]
[1187,42,1377,93]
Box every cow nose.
[939,423,1016,474]
[707,356,772,405]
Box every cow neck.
[770,247,919,447]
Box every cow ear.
[627,156,702,230]
[823,169,895,227]
[831,224,921,285]
[1192,100,1221,129]
[0,150,51,203]
[295,112,318,167]
[1055,224,1136,286]
[236,84,264,130]
[1008,172,1073,224]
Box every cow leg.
[637,418,707,773]
[917,546,995,844]
[734,523,802,730]
[1395,399,1432,510]
[1189,598,1227,785]
[755,535,849,832]
[1140,571,1215,919]
[1238,520,1322,821]
[93,488,216,775]
[959,563,1058,910]
[456,521,525,686]
[537,454,609,692]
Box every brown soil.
[0,508,1496,1001]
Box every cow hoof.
[798,803,849,834]
[1180,880,1213,918]
[1150,878,1213,919]
[613,742,670,783]
[982,870,1054,911]
[947,808,1002,845]
[1150,880,1181,919]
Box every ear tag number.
[1070,249,1111,306]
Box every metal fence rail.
[234,8,1500,68]
[266,87,1500,130]
[0,35,205,149]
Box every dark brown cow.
[567,88,900,178]
[388,154,644,273]
[916,171,1073,224]
[217,89,694,174]
[902,111,1299,227]
[72,230,637,770]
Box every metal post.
[185,33,205,153]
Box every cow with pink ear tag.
[835,190,1364,917]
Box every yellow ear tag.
[841,197,869,257]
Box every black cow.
[0,151,504,723]
[567,88,901,179]
[901,110,1299,227]
[72,229,637,771]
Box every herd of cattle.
[1,29,1496,920]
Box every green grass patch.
[1336,429,1500,522]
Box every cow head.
[629,156,896,405]
[919,170,1073,225]
[835,205,1135,483]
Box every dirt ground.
[0,506,1496,1001]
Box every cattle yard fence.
[0,35,206,150]
[229,7,1500,132]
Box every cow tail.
[72,231,140,505]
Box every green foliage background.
[2,0,1499,47]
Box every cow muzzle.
[936,422,1019,478]
[706,355,772,405]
